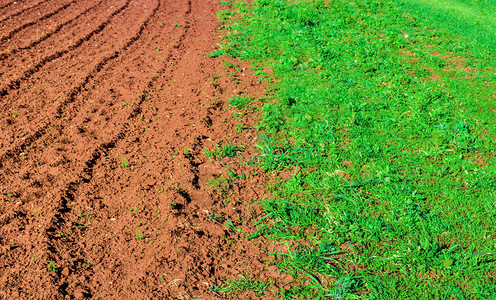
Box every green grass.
[205,142,242,159]
[210,274,274,297]
[227,95,255,110]
[400,0,496,50]
[214,0,496,298]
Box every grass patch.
[210,274,274,297]
[205,142,242,159]
[400,0,496,50]
[227,95,255,110]
[215,0,496,298]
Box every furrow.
[0,0,48,24]
[0,1,14,11]
[0,0,159,164]
[0,0,131,96]
[0,0,105,59]
[42,0,166,253]
[56,0,162,116]
[0,1,165,279]
[0,0,77,44]
[46,0,192,231]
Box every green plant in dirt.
[48,260,57,273]
[228,72,240,84]
[222,61,242,71]
[83,259,91,268]
[143,91,151,101]
[224,164,247,180]
[205,176,233,199]
[168,152,179,161]
[129,206,140,212]
[78,211,96,219]
[209,213,226,223]
[225,219,242,234]
[219,1,234,6]
[76,223,89,229]
[135,230,144,240]
[208,50,224,58]
[204,142,242,159]
[120,157,129,168]
[210,274,273,297]
[205,176,232,189]
[227,95,254,110]
[206,165,247,202]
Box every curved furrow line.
[0,0,163,278]
[0,0,105,59]
[42,5,197,287]
[55,3,162,116]
[0,0,49,23]
[0,0,77,44]
[0,0,241,296]
[128,0,193,120]
[0,1,14,11]
[0,0,159,165]
[0,0,131,96]
[43,0,165,256]
[46,0,193,235]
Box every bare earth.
[0,0,280,298]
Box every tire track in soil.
[0,0,104,58]
[0,0,78,44]
[0,0,48,24]
[0,0,130,95]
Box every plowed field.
[0,1,276,298]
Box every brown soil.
[0,1,281,298]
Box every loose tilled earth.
[0,0,281,298]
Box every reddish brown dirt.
[0,1,282,298]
